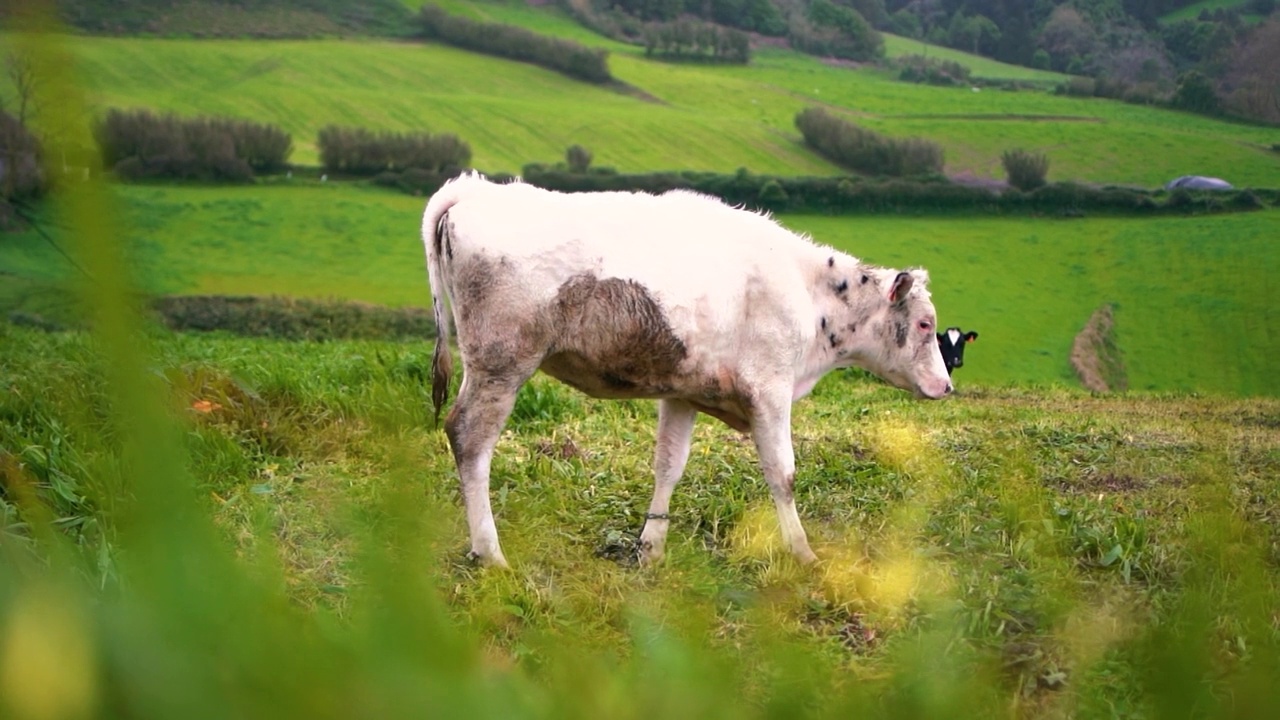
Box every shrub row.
[415,3,611,84]
[317,125,470,176]
[894,55,972,87]
[642,19,750,64]
[57,0,411,36]
[94,109,291,182]
[151,295,435,341]
[794,106,944,177]
[374,165,1273,218]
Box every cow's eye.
[918,320,933,331]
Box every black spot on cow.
[860,274,869,285]
[936,327,979,374]
[894,322,908,348]
[435,214,453,262]
[828,256,835,268]
[834,279,849,295]
[829,332,841,348]
[820,316,827,330]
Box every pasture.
[3,317,1279,718]
[33,29,1279,185]
[5,182,1278,396]
[3,8,1280,718]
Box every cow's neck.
[793,251,888,400]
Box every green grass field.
[4,183,1278,396]
[3,8,1280,716]
[3,320,1279,718]
[1161,0,1263,23]
[18,13,1275,186]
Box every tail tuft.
[430,336,453,428]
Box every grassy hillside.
[3,321,1279,718]
[880,33,1068,83]
[4,183,1278,396]
[1161,0,1263,22]
[789,212,1280,396]
[32,23,1277,185]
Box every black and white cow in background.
[936,327,978,375]
[422,173,953,568]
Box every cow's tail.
[422,172,482,427]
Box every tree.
[1251,0,1276,15]
[1001,148,1049,191]
[805,0,885,61]
[969,14,1001,55]
[566,144,593,173]
[1221,19,1280,123]
[888,8,921,37]
[1170,71,1222,115]
[1,53,48,226]
[1039,5,1098,70]
[947,12,1001,55]
[845,0,889,28]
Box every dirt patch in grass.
[1053,472,1184,494]
[1071,304,1128,393]
[804,603,878,654]
[534,436,584,460]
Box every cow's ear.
[966,331,979,343]
[889,272,913,304]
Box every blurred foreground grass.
[3,324,1279,718]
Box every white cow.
[422,173,952,568]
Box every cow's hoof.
[637,540,665,566]
[466,549,510,569]
[793,548,819,566]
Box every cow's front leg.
[444,372,523,568]
[751,399,818,564]
[639,399,697,564]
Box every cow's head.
[851,269,952,399]
[936,327,978,375]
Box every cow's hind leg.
[444,369,530,568]
[639,399,697,565]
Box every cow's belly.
[538,351,677,399]
[538,352,753,432]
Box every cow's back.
[442,181,810,310]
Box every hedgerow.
[415,3,611,84]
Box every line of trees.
[642,19,751,64]
[317,126,470,176]
[415,3,612,84]
[93,109,292,182]
[794,106,944,177]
